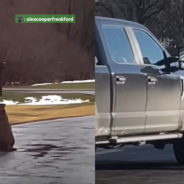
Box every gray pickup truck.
[95,16,184,164]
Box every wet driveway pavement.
[96,145,184,184]
[0,116,95,184]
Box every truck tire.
[173,138,184,165]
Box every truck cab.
[95,16,184,164]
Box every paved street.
[96,144,184,184]
[3,88,95,95]
[0,116,95,184]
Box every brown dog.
[0,104,15,151]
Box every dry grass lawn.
[6,105,95,125]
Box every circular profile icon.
[17,17,23,23]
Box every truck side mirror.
[158,51,179,73]
[179,47,184,69]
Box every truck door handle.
[116,76,126,84]
[148,76,157,84]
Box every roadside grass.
[5,82,95,90]
[6,104,95,125]
[0,92,95,104]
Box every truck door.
[97,23,147,136]
[133,29,181,133]
[95,40,111,137]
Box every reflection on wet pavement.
[0,116,95,184]
[96,145,184,184]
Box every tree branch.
[144,0,159,14]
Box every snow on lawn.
[61,79,95,84]
[31,79,95,86]
[1,100,18,105]
[0,95,89,106]
[31,83,53,86]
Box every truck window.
[134,29,164,65]
[102,26,134,64]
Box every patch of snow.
[0,95,90,106]
[21,95,89,105]
[31,83,53,86]
[1,100,18,105]
[61,79,95,84]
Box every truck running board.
[110,133,183,144]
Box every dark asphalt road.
[3,88,95,95]
[0,116,95,184]
[96,144,184,184]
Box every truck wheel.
[173,139,184,165]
